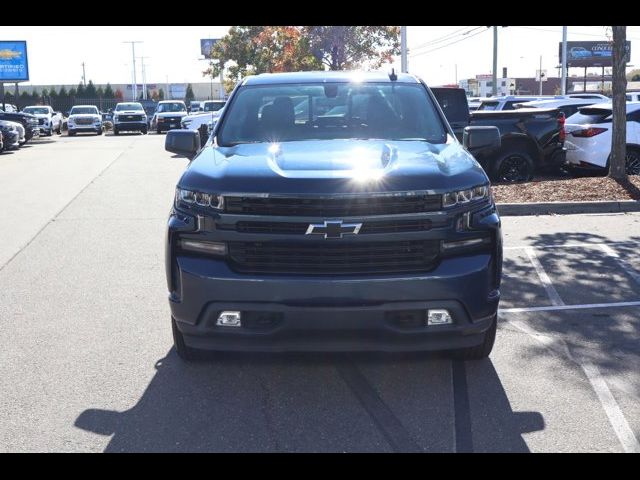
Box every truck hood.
[30,113,52,119]
[180,139,488,194]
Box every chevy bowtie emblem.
[305,220,363,239]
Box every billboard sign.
[560,41,631,67]
[200,39,219,59]
[0,41,29,82]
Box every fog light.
[179,240,227,256]
[427,309,452,325]
[441,237,488,251]
[216,311,242,327]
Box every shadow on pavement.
[503,231,640,383]
[75,349,543,452]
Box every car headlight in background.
[175,188,224,211]
[443,185,489,208]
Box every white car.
[626,92,640,102]
[112,102,148,135]
[67,105,103,136]
[564,102,640,175]
[22,105,63,136]
[181,100,225,130]
[0,120,23,149]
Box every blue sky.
[2,26,639,87]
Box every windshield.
[23,107,50,115]
[157,103,186,113]
[115,103,143,111]
[70,107,98,115]
[477,101,499,111]
[566,107,613,125]
[204,101,225,112]
[217,82,447,146]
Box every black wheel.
[141,128,148,135]
[113,127,119,136]
[492,150,534,183]
[68,130,75,137]
[96,129,103,136]
[171,317,197,361]
[56,123,61,135]
[449,314,497,360]
[626,147,640,176]
[156,128,162,134]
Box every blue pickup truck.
[163,71,503,361]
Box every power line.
[410,26,472,51]
[409,27,488,58]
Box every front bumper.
[167,205,502,353]
[69,124,102,132]
[170,255,499,352]
[114,121,146,130]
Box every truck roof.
[242,70,421,86]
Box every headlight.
[443,185,489,208]
[113,115,119,122]
[175,188,224,211]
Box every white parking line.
[524,247,565,306]
[505,241,638,251]
[598,244,640,286]
[500,300,640,314]
[506,319,640,453]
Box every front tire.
[156,128,162,134]
[141,127,148,135]
[491,149,535,183]
[68,129,75,136]
[449,314,497,360]
[172,317,197,361]
[113,127,119,136]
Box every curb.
[496,200,640,216]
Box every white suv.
[564,102,640,175]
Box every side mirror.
[165,129,200,159]
[463,126,501,151]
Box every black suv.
[164,71,502,360]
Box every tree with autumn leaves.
[203,26,400,94]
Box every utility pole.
[492,26,498,96]
[561,26,568,95]
[81,62,86,86]
[138,56,149,100]
[123,41,142,101]
[401,26,408,73]
[539,55,543,95]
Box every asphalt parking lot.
[0,132,639,452]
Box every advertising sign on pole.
[559,40,631,68]
[0,41,29,82]
[200,39,219,59]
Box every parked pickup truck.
[432,87,565,183]
[0,109,40,141]
[163,71,503,361]
[22,105,63,136]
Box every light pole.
[123,41,142,101]
[561,26,568,95]
[401,26,408,73]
